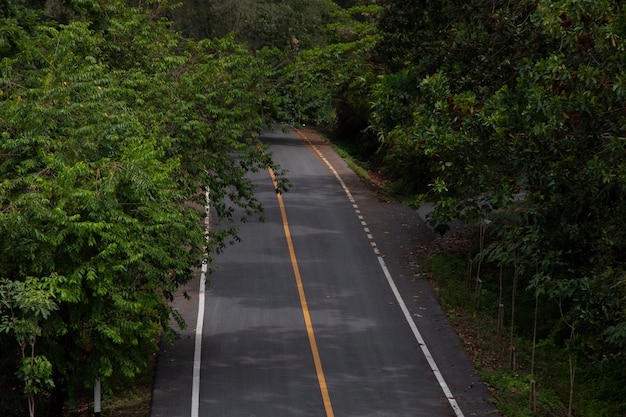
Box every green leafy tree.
[0,278,57,417]
[372,0,626,390]
[373,0,551,199]
[276,3,382,126]
[170,0,339,50]
[370,1,626,413]
[1,0,285,414]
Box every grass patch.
[423,249,626,417]
[319,132,370,177]
[332,143,371,181]
[319,133,398,200]
[64,352,156,417]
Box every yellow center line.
[268,166,335,417]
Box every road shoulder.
[296,127,499,417]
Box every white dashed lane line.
[294,129,466,417]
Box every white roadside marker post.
[94,378,101,417]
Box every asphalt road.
[150,128,498,417]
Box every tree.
[169,0,339,50]
[0,0,285,414]
[275,3,382,126]
[0,278,57,417]
[370,0,626,413]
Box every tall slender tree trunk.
[509,253,518,371]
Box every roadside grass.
[313,129,397,201]
[422,239,626,417]
[333,145,370,182]
[64,353,155,417]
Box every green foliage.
[278,4,382,126]
[170,0,340,50]
[4,0,625,415]
[481,368,569,417]
[372,0,626,355]
[424,251,626,417]
[369,0,626,413]
[1,0,285,413]
[422,255,469,310]
[167,1,382,130]
[0,278,58,416]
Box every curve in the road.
[293,129,465,417]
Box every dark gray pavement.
[150,128,498,417]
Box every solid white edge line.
[191,265,206,417]
[295,129,465,417]
[191,190,210,417]
[376,257,465,417]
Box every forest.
[1,0,625,416]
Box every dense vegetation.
[0,0,287,415]
[349,1,626,416]
[2,0,625,415]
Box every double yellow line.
[267,166,335,417]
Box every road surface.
[151,128,497,417]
